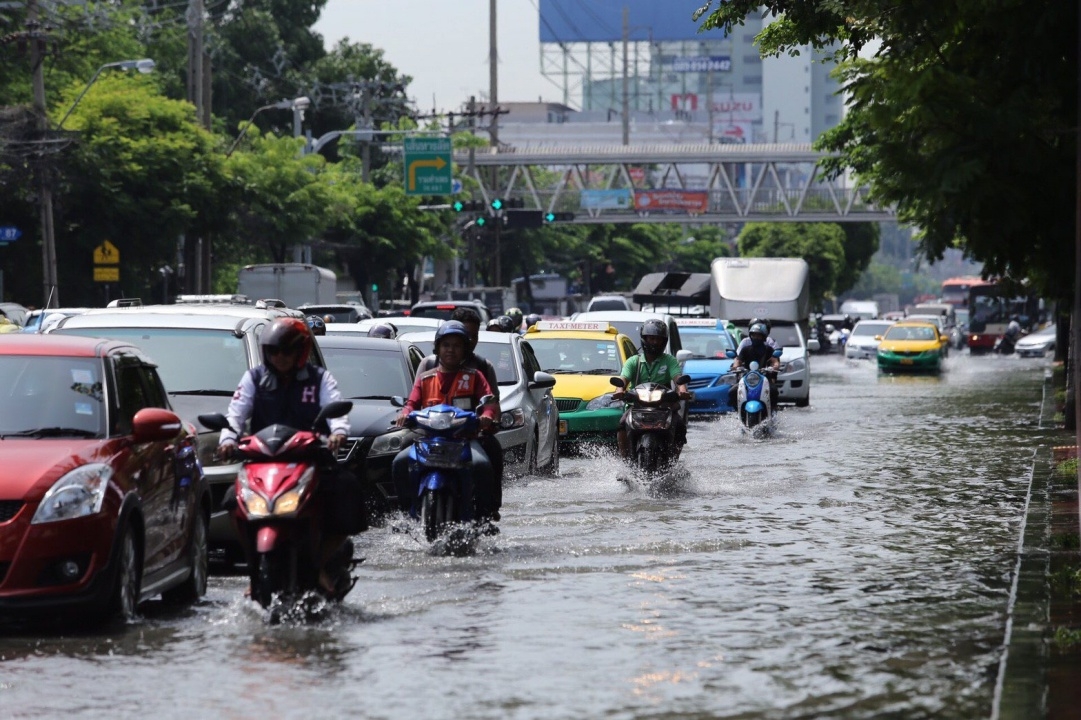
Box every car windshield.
[320,346,411,399]
[589,298,629,311]
[528,337,622,373]
[768,325,800,348]
[0,356,104,436]
[303,308,359,323]
[851,322,892,337]
[411,305,469,320]
[475,341,519,385]
[56,327,248,394]
[681,331,734,358]
[886,325,937,341]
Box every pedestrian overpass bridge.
[453,143,895,224]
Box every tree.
[736,222,846,310]
[835,223,879,296]
[696,0,1077,301]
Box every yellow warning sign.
[93,240,120,265]
[93,266,119,282]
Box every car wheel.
[795,393,810,408]
[107,522,142,622]
[526,430,539,476]
[540,424,560,477]
[164,508,209,604]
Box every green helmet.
[505,307,524,330]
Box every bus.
[940,276,986,308]
[967,280,1040,353]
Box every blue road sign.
[0,226,22,243]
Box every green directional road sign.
[403,137,452,196]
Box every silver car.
[769,322,813,407]
[845,319,896,360]
[398,330,560,476]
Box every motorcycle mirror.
[609,376,626,388]
[390,395,406,407]
[478,394,497,406]
[316,400,353,422]
[674,374,690,385]
[197,412,230,432]
[772,348,783,358]
[725,349,736,359]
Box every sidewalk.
[994,367,1081,719]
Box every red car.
[0,335,210,624]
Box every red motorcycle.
[200,401,356,617]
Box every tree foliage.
[696,0,1078,301]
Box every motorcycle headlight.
[586,392,622,411]
[237,466,269,518]
[370,429,415,456]
[783,358,806,373]
[499,408,526,429]
[31,464,112,524]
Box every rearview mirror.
[390,395,405,408]
[609,376,626,388]
[773,348,783,358]
[675,349,693,363]
[197,412,230,432]
[725,349,736,359]
[529,371,557,390]
[674,374,690,385]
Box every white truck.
[710,257,818,407]
[237,263,337,309]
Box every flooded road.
[0,352,1054,719]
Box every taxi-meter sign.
[533,321,614,333]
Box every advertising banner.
[580,189,634,210]
[539,0,719,43]
[709,93,762,122]
[634,190,709,214]
[669,56,731,73]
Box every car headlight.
[783,358,806,373]
[370,429,415,456]
[31,464,112,524]
[498,408,526,430]
[586,392,622,411]
[719,373,737,386]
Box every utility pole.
[489,0,502,286]
[28,0,58,307]
[361,85,372,182]
[187,0,211,292]
[621,6,630,146]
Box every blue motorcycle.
[728,349,783,435]
[401,403,488,550]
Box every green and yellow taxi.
[876,320,948,373]
[524,321,638,447]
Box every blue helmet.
[434,320,470,349]
[749,322,768,337]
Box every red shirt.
[404,366,498,420]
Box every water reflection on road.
[0,352,1054,719]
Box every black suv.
[51,302,321,564]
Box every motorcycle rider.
[505,307,524,334]
[612,319,691,461]
[306,315,326,336]
[416,308,504,516]
[735,317,777,353]
[728,322,781,412]
[217,317,363,597]
[392,321,500,526]
[524,313,542,330]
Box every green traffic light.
[476,216,487,227]
[491,198,504,211]
[544,212,556,223]
[452,200,465,212]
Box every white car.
[1015,324,1056,358]
[768,322,813,407]
[326,316,444,336]
[398,330,560,477]
[845,319,896,360]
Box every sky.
[313,1,552,113]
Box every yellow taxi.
[876,320,948,373]
[523,321,638,448]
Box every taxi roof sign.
[675,318,722,327]
[532,320,615,333]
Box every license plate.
[900,358,914,365]
[558,420,568,436]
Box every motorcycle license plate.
[558,420,568,436]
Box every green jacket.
[620,352,682,387]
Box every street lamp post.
[225,96,310,157]
[37,58,155,308]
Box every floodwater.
[0,351,1053,719]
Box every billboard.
[539,0,717,43]
[634,190,709,214]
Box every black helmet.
[494,315,516,333]
[367,322,397,339]
[261,317,313,368]
[524,313,542,328]
[640,318,668,341]
[749,322,768,338]
[486,318,504,331]
[434,320,470,349]
[305,315,326,336]
[750,316,771,332]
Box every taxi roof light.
[532,320,616,333]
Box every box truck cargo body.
[237,263,337,309]
[710,257,810,325]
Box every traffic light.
[453,200,484,213]
[543,211,576,223]
[371,283,378,292]
[490,198,504,212]
[475,215,488,227]
[504,210,544,229]
[490,197,524,211]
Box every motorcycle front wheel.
[421,490,454,542]
[255,553,278,610]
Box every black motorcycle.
[610,375,690,477]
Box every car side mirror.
[807,339,820,352]
[197,412,230,432]
[610,376,626,388]
[390,395,405,408]
[529,371,556,390]
[675,349,693,363]
[133,408,184,443]
[874,335,883,341]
